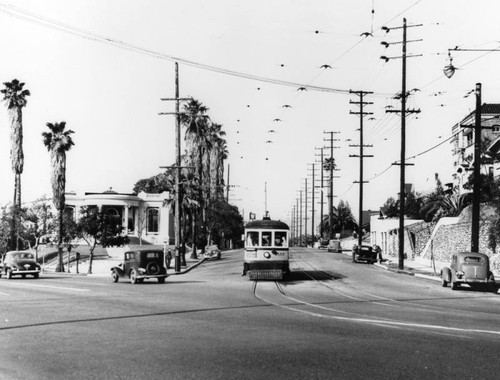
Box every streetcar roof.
[245,219,289,230]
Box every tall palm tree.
[42,122,75,272]
[1,79,30,250]
[181,99,211,249]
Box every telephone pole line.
[349,90,373,250]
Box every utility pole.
[381,18,422,270]
[323,132,340,239]
[291,204,295,245]
[308,163,316,244]
[159,63,193,272]
[471,83,482,252]
[315,147,326,239]
[296,197,299,246]
[349,90,373,251]
[299,190,303,246]
[304,178,308,246]
[226,164,230,202]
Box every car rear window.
[145,252,161,259]
[464,256,484,264]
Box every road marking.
[1,282,89,292]
[0,291,9,296]
[255,283,500,337]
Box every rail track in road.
[251,248,500,339]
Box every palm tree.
[42,122,75,272]
[181,99,211,250]
[1,79,30,250]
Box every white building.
[65,188,174,245]
[451,103,500,193]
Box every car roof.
[456,251,487,257]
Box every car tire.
[441,277,448,287]
[158,277,165,284]
[146,262,160,275]
[6,268,12,280]
[450,281,458,290]
[111,270,119,283]
[33,273,39,279]
[130,269,138,284]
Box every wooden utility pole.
[315,147,326,239]
[159,63,193,272]
[471,83,482,252]
[349,90,373,251]
[381,18,421,270]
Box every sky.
[0,0,500,227]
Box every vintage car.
[441,252,496,291]
[317,238,329,250]
[352,245,377,264]
[204,245,221,260]
[327,239,342,253]
[1,251,41,279]
[111,249,168,284]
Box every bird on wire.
[273,118,281,122]
[320,64,332,69]
[297,87,307,91]
[282,104,292,108]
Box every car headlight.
[138,268,146,274]
[456,270,465,278]
[263,252,271,259]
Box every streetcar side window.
[262,231,272,246]
[246,231,259,247]
[274,231,287,247]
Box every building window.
[128,207,136,233]
[147,208,159,233]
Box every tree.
[42,122,75,272]
[382,197,399,218]
[319,200,358,238]
[24,196,55,261]
[76,207,129,274]
[1,79,30,250]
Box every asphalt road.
[1,247,499,380]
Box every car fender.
[111,266,125,277]
[441,267,451,282]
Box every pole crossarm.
[386,109,421,114]
[160,165,195,169]
[391,162,415,166]
[161,97,193,101]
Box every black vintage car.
[111,249,168,284]
[352,245,377,264]
[1,251,41,279]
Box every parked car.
[441,252,496,291]
[1,251,41,279]
[352,245,377,264]
[111,249,168,284]
[317,238,329,250]
[327,239,342,253]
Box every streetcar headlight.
[263,252,271,259]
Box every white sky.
[0,0,499,226]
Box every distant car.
[352,245,377,264]
[441,252,496,291]
[1,251,41,279]
[317,239,329,250]
[204,245,221,260]
[111,249,168,284]
[327,239,342,253]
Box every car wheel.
[146,262,160,275]
[33,273,39,279]
[21,274,26,279]
[6,268,13,280]
[217,252,221,260]
[111,270,119,283]
[158,277,165,284]
[450,281,458,290]
[130,269,138,284]
[441,277,448,287]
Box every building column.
[124,205,129,234]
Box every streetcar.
[243,216,290,280]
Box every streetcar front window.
[274,231,288,247]
[262,231,272,246]
[246,231,259,247]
